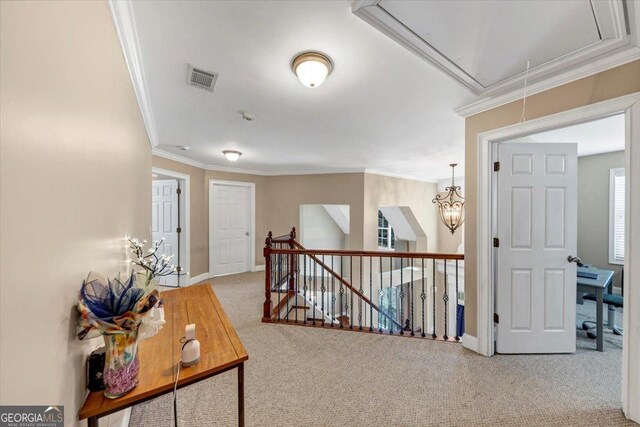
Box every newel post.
[262,231,273,322]
[288,227,296,292]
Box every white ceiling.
[354,0,638,103]
[379,0,600,87]
[513,113,625,157]
[129,0,473,182]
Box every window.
[609,168,625,264]
[377,210,396,250]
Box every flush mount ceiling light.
[291,51,333,88]
[223,150,242,162]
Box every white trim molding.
[252,264,266,272]
[455,49,640,117]
[461,334,478,353]
[351,0,639,117]
[153,148,439,183]
[475,92,640,423]
[189,272,211,285]
[108,0,158,147]
[152,167,190,288]
[209,179,257,277]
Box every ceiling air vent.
[187,64,218,92]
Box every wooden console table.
[79,284,248,426]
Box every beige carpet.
[131,272,634,426]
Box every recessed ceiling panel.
[378,0,601,87]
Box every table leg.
[596,288,603,352]
[238,362,245,427]
[88,416,99,427]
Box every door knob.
[567,255,582,265]
[245,232,250,236]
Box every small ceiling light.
[223,150,242,162]
[242,111,255,121]
[177,145,190,151]
[291,51,333,88]
[433,164,465,235]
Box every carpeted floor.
[130,272,633,426]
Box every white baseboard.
[462,334,479,353]
[102,407,130,427]
[252,264,265,272]
[189,272,211,285]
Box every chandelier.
[433,163,465,235]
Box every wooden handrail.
[264,227,464,337]
[273,244,464,261]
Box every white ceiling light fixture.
[223,150,242,162]
[291,51,333,88]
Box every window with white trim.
[377,210,396,250]
[609,168,625,264]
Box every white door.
[211,184,250,276]
[152,179,179,287]
[496,143,577,353]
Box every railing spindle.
[410,257,415,336]
[331,256,335,327]
[421,258,426,337]
[388,257,393,334]
[379,256,383,333]
[369,257,373,332]
[359,256,363,330]
[313,260,317,325]
[399,257,404,335]
[349,255,353,330]
[443,260,449,341]
[303,254,307,325]
[321,255,326,327]
[432,258,436,339]
[455,259,460,341]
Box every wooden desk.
[79,284,248,426]
[577,267,615,352]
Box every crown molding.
[152,149,445,182]
[455,46,640,117]
[108,0,158,147]
[363,169,437,184]
[152,149,367,177]
[353,0,639,118]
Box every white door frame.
[474,92,640,421]
[208,179,256,276]
[151,167,190,286]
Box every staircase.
[262,228,464,342]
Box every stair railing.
[262,228,465,341]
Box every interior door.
[152,179,178,287]
[496,142,577,353]
[211,184,250,276]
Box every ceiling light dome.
[223,150,242,162]
[291,51,333,88]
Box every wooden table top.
[79,284,248,420]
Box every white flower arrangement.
[127,237,176,288]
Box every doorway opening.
[494,113,625,355]
[151,167,190,287]
[475,92,640,420]
[209,180,255,277]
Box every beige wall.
[151,156,267,276]
[363,174,439,253]
[0,1,151,423]
[578,151,625,287]
[464,60,640,336]
[150,161,450,277]
[265,173,365,250]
